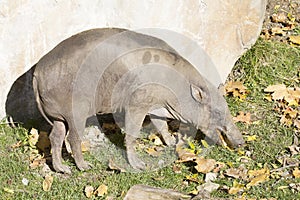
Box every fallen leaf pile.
[261,2,300,45]
[264,84,300,131]
[225,81,249,100]
[170,120,300,198]
[174,137,277,197]
[176,137,216,175]
[10,128,49,170]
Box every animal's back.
[33,28,127,121]
[33,28,180,121]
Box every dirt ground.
[262,0,300,42]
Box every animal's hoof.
[77,161,92,171]
[53,164,72,174]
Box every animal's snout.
[216,127,244,149]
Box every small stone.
[22,178,29,186]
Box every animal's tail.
[32,73,54,126]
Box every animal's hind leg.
[124,108,149,170]
[66,119,91,171]
[49,121,71,174]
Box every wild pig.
[33,28,244,173]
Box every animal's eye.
[191,84,204,103]
[196,92,202,101]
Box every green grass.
[0,38,299,199]
[214,38,300,199]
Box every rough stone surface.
[124,184,191,200]
[0,0,266,120]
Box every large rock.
[124,184,191,200]
[0,0,266,122]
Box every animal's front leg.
[150,117,176,146]
[124,109,147,171]
[149,108,176,146]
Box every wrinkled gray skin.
[33,28,244,173]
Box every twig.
[270,163,299,173]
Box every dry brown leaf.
[290,36,300,45]
[294,119,300,129]
[264,84,286,92]
[290,183,300,192]
[176,147,197,163]
[225,166,247,180]
[30,158,46,169]
[293,168,300,178]
[228,180,244,195]
[264,84,288,100]
[264,85,300,130]
[248,168,269,177]
[29,128,39,147]
[225,81,248,100]
[246,168,269,188]
[271,12,287,23]
[29,149,40,161]
[283,107,298,118]
[43,174,54,192]
[280,107,298,127]
[194,158,216,174]
[11,141,22,149]
[286,87,300,106]
[245,135,257,142]
[152,176,165,181]
[233,111,251,124]
[148,134,163,146]
[280,115,294,126]
[85,186,94,198]
[289,144,300,156]
[271,27,286,36]
[264,94,273,102]
[225,168,241,179]
[94,184,108,197]
[81,140,91,152]
[145,147,161,157]
[3,187,14,194]
[264,84,300,104]
[185,174,200,183]
[290,87,300,99]
[246,173,269,188]
[172,165,182,174]
[213,162,226,173]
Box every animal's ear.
[190,84,206,103]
